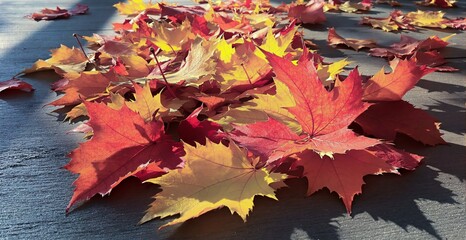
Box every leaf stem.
[240,63,253,85]
[73,33,91,63]
[150,47,176,98]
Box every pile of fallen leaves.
[6,0,459,229]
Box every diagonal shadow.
[423,99,466,135]
[166,178,342,240]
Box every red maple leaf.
[264,51,369,136]
[288,1,326,24]
[362,58,435,101]
[231,51,379,162]
[296,149,397,213]
[355,101,446,145]
[178,106,223,146]
[28,4,88,21]
[0,78,34,93]
[65,101,184,211]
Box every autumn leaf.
[296,149,397,213]
[24,45,88,75]
[114,0,160,15]
[178,106,223,146]
[363,58,435,101]
[361,16,400,32]
[228,52,379,162]
[327,28,377,51]
[126,82,167,121]
[148,38,217,84]
[216,79,301,133]
[152,20,194,52]
[375,0,401,6]
[140,140,286,228]
[405,10,448,28]
[254,27,297,60]
[28,4,88,21]
[367,144,423,170]
[288,1,326,24]
[49,71,116,106]
[446,17,466,30]
[415,0,456,8]
[65,101,184,211]
[231,118,380,161]
[355,101,446,145]
[264,51,369,136]
[0,78,34,93]
[369,35,450,59]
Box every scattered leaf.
[0,78,34,93]
[327,28,377,51]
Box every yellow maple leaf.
[118,55,151,78]
[361,17,399,32]
[405,10,448,28]
[244,13,275,29]
[66,103,88,121]
[317,58,352,83]
[126,82,167,121]
[254,27,296,60]
[163,38,218,84]
[214,80,301,132]
[24,45,88,74]
[152,20,194,53]
[114,0,160,15]
[216,37,235,63]
[140,140,286,228]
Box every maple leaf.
[216,37,235,63]
[316,58,352,83]
[375,0,401,6]
[114,0,160,15]
[360,10,416,32]
[363,58,435,101]
[152,20,194,52]
[211,75,300,133]
[288,1,326,24]
[329,1,371,13]
[327,28,377,51]
[117,55,151,78]
[228,52,379,161]
[360,15,400,32]
[369,35,450,59]
[446,17,466,30]
[24,45,88,75]
[355,101,446,145]
[367,144,423,170]
[178,106,223,146]
[65,101,184,211]
[412,51,458,72]
[49,71,115,106]
[254,27,297,60]
[140,140,286,228]
[415,0,456,8]
[0,78,34,93]
[231,118,379,161]
[126,82,168,122]
[148,38,217,84]
[264,51,369,136]
[296,149,397,213]
[28,4,88,21]
[405,10,448,29]
[216,42,271,89]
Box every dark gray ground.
[0,0,464,239]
